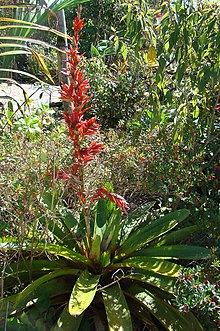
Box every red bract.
[58,10,128,220]
[92,188,128,212]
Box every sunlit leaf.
[102,283,132,331]
[112,256,180,277]
[68,269,100,316]
[127,285,204,331]
[30,48,54,84]
[131,245,211,260]
[52,305,83,331]
[115,209,190,258]
[15,269,81,308]
[156,225,198,247]
[125,268,176,293]
[147,46,157,67]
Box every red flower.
[92,188,128,211]
[76,117,99,137]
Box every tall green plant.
[0,9,212,331]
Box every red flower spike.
[57,11,128,216]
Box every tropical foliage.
[0,1,219,330]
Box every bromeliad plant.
[0,10,212,331]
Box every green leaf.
[112,256,180,277]
[52,0,90,12]
[130,245,211,260]
[176,62,185,84]
[119,201,155,244]
[15,269,81,308]
[101,209,121,253]
[0,242,90,265]
[126,296,159,331]
[53,305,83,331]
[102,283,132,331]
[89,200,108,264]
[91,44,100,57]
[125,268,176,293]
[116,209,190,258]
[93,199,107,238]
[68,270,100,316]
[127,285,204,331]
[156,225,198,246]
[0,36,66,53]
[89,235,101,265]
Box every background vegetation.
[0,0,219,330]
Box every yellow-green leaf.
[30,49,55,84]
[102,283,132,331]
[147,46,156,66]
[68,270,100,316]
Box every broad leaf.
[156,225,199,246]
[116,209,190,258]
[127,285,204,331]
[101,209,121,253]
[112,256,180,277]
[130,245,211,260]
[68,269,100,316]
[15,268,80,308]
[126,297,160,331]
[53,305,83,331]
[119,201,155,244]
[0,242,90,265]
[102,283,132,331]
[124,268,176,293]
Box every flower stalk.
[58,8,128,247]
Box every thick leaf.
[112,256,180,277]
[89,235,101,265]
[116,209,190,258]
[119,201,155,244]
[68,269,100,316]
[92,199,107,241]
[125,268,176,293]
[127,285,204,331]
[53,305,83,331]
[126,297,160,331]
[101,209,121,253]
[156,225,199,246]
[102,283,132,331]
[15,268,80,308]
[3,259,71,289]
[91,44,100,57]
[0,242,90,265]
[130,245,211,260]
